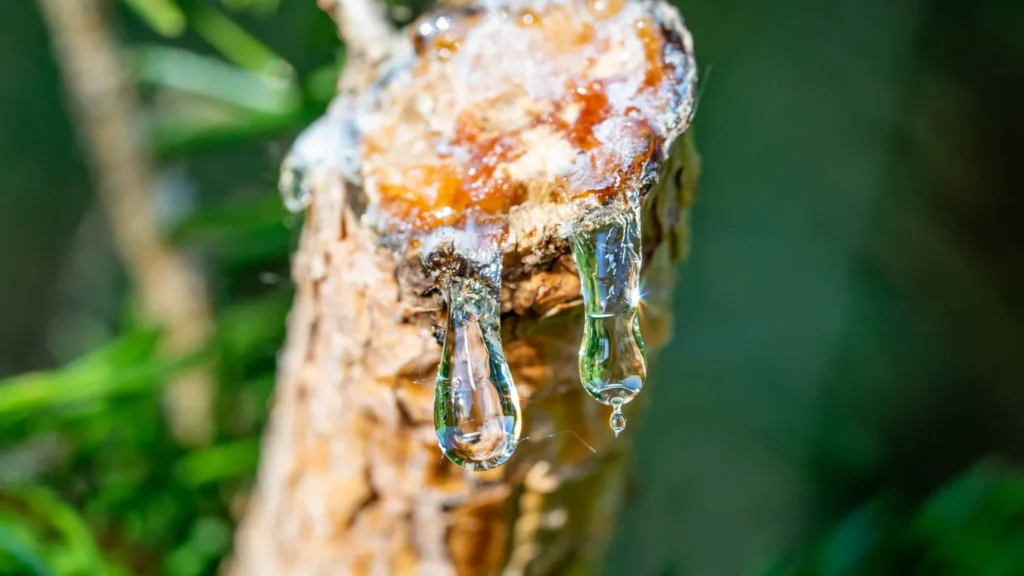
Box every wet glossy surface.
[434,274,522,469]
[357,0,692,235]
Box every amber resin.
[350,0,694,244]
[276,0,697,468]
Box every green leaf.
[170,193,289,246]
[304,59,343,104]
[0,331,208,418]
[188,4,290,76]
[152,105,306,159]
[0,487,109,576]
[0,522,56,576]
[168,195,296,269]
[173,439,260,486]
[817,502,888,575]
[222,0,280,18]
[123,0,187,38]
[133,45,300,114]
[217,289,292,358]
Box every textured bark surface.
[232,138,697,576]
[232,1,699,573]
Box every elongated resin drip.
[434,266,522,470]
[571,208,647,434]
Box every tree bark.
[233,1,699,573]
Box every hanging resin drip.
[571,208,647,436]
[434,266,522,470]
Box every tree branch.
[233,0,699,572]
[319,0,398,91]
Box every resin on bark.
[281,0,697,464]
[339,0,696,250]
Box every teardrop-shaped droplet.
[434,272,522,470]
[571,209,647,432]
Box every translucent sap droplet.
[516,7,542,27]
[434,273,522,470]
[583,0,626,20]
[412,8,477,60]
[609,398,627,437]
[278,153,310,213]
[571,209,647,411]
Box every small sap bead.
[413,13,453,54]
[516,7,542,27]
[434,272,523,470]
[278,153,311,213]
[411,7,480,60]
[583,0,627,21]
[609,402,627,437]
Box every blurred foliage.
[0,268,290,575]
[0,1,326,573]
[768,462,1024,575]
[1,0,1023,574]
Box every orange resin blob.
[584,0,627,20]
[355,0,693,237]
[516,7,542,27]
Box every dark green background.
[1,0,1022,574]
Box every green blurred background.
[1,0,1023,574]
